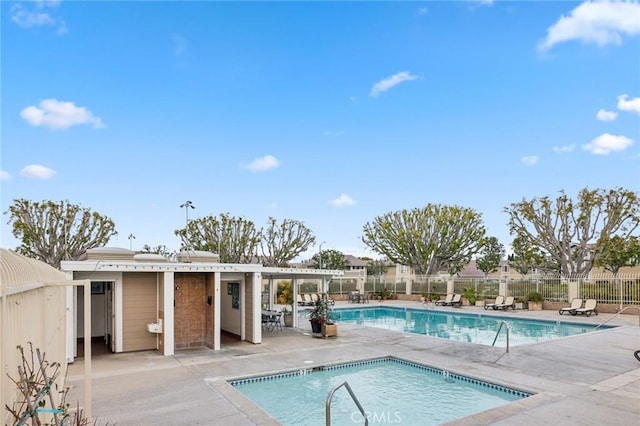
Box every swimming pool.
[332,306,606,346]
[230,357,530,425]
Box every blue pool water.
[332,307,606,346]
[230,357,530,425]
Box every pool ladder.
[326,381,368,426]
[492,321,510,353]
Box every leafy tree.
[366,258,389,277]
[310,248,348,270]
[140,244,175,259]
[475,236,505,278]
[259,217,316,267]
[505,187,640,275]
[508,236,545,276]
[6,199,117,268]
[362,204,486,276]
[595,235,640,276]
[175,213,260,263]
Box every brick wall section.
[174,273,208,349]
[205,273,215,348]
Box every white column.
[253,272,262,344]
[64,271,75,363]
[292,277,298,328]
[214,272,221,350]
[83,280,92,421]
[162,272,175,356]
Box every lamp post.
[180,201,195,254]
[128,234,135,251]
[318,241,326,296]
[318,241,326,269]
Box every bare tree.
[505,187,640,275]
[6,199,117,268]
[362,204,486,275]
[259,217,315,267]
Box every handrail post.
[594,306,640,329]
[492,321,510,353]
[326,381,368,426]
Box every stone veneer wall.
[174,273,207,349]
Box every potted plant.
[515,297,527,310]
[282,305,293,327]
[420,291,428,303]
[309,293,337,337]
[475,295,485,308]
[462,287,477,306]
[278,282,294,327]
[526,292,543,311]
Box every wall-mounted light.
[175,285,181,290]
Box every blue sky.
[2,0,639,260]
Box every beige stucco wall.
[1,250,69,424]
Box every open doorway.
[76,281,114,357]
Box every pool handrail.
[594,306,640,329]
[492,321,510,353]
[326,380,368,426]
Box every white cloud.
[349,96,357,102]
[583,133,634,154]
[617,94,640,114]
[20,99,104,130]
[370,71,419,97]
[596,109,618,121]
[553,144,576,153]
[538,0,640,51]
[172,34,189,57]
[0,171,11,180]
[472,0,494,6]
[246,155,280,172]
[20,164,56,179]
[330,194,356,207]
[11,1,66,34]
[323,130,345,136]
[418,7,428,15]
[521,155,538,166]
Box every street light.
[128,233,135,251]
[180,201,195,255]
[318,241,326,269]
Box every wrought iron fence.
[358,273,640,305]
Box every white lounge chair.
[493,296,515,310]
[484,295,505,310]
[571,299,598,317]
[442,293,462,307]
[435,293,454,306]
[559,298,583,315]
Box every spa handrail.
[492,320,510,353]
[326,381,368,426]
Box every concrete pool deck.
[66,302,640,425]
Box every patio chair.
[262,310,282,332]
[484,295,505,310]
[303,294,314,305]
[349,291,360,303]
[297,294,311,306]
[435,293,454,306]
[571,299,598,317]
[493,296,515,310]
[310,293,319,303]
[559,298,583,315]
[442,294,462,307]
